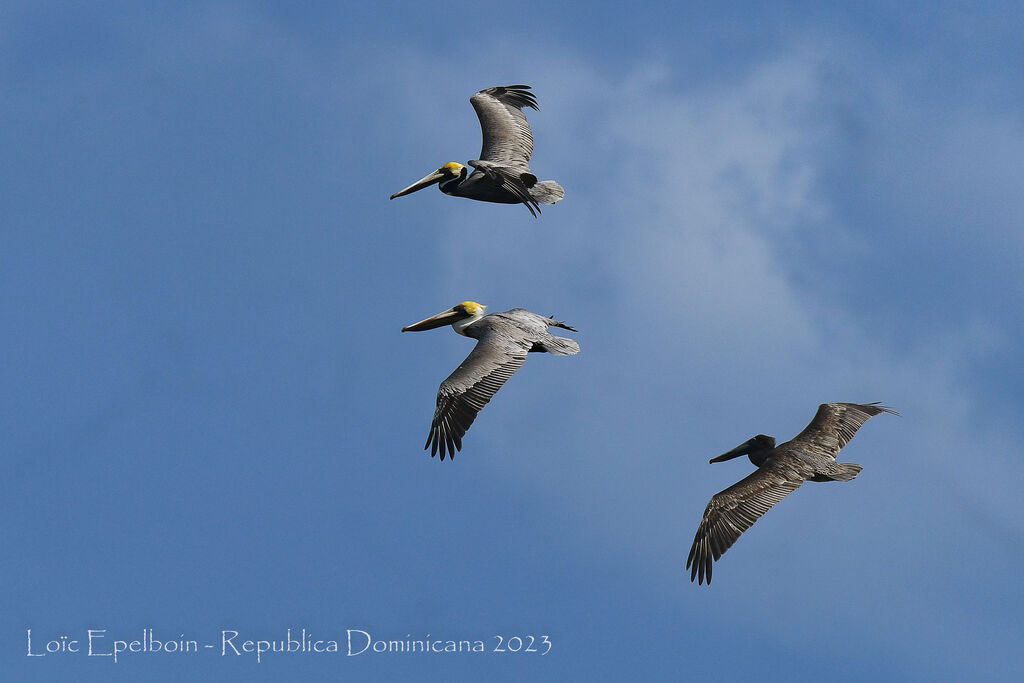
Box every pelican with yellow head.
[389,85,564,217]
[402,301,580,459]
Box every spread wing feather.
[470,85,537,171]
[686,462,804,585]
[790,402,899,459]
[425,334,529,460]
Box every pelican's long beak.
[709,438,758,464]
[401,307,469,332]
[390,169,447,200]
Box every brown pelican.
[402,301,579,459]
[389,85,564,217]
[686,402,897,585]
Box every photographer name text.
[25,628,551,663]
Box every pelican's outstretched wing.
[426,332,529,460]
[686,462,804,585]
[790,402,899,459]
[470,85,537,171]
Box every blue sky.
[3,2,1023,680]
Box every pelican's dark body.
[686,402,897,585]
[437,164,551,206]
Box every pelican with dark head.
[402,301,579,459]
[708,434,777,466]
[389,85,565,217]
[686,402,898,585]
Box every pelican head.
[402,301,487,335]
[390,162,466,199]
[709,434,776,465]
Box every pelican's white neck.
[453,311,484,335]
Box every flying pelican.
[402,301,579,459]
[686,402,897,585]
[389,85,564,217]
